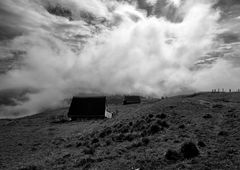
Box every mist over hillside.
[0,1,240,170]
[0,0,240,118]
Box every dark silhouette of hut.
[123,96,141,105]
[68,96,106,120]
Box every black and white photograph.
[0,0,240,169]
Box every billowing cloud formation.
[0,0,239,118]
[40,0,110,18]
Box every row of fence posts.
[212,89,240,93]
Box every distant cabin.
[123,96,141,105]
[68,96,106,120]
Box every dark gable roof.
[123,96,141,105]
[68,96,106,118]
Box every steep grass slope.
[0,93,240,169]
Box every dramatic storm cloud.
[0,0,239,118]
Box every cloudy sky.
[0,0,240,118]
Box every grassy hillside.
[0,92,240,169]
